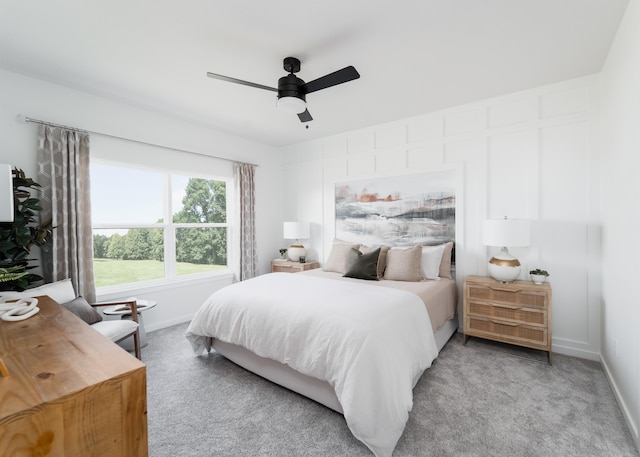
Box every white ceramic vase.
[287,245,306,262]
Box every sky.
[91,162,188,226]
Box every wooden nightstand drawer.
[467,284,547,308]
[467,301,547,326]
[466,316,548,348]
[271,260,320,273]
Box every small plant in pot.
[278,248,288,260]
[529,268,549,285]
[0,168,54,291]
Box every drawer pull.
[488,285,522,293]
[489,319,520,327]
[488,302,524,310]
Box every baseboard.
[551,343,600,361]
[600,355,640,453]
[145,313,194,333]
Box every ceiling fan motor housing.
[278,74,306,102]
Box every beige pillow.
[323,241,361,274]
[439,242,454,279]
[360,245,391,278]
[383,245,424,282]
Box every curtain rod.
[16,114,258,168]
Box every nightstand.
[463,275,552,364]
[271,260,320,273]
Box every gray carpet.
[143,323,639,456]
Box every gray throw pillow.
[62,296,103,325]
[343,247,381,281]
[360,245,390,278]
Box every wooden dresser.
[463,275,552,364]
[0,295,148,456]
[271,260,320,273]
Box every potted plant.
[529,268,549,285]
[278,248,288,260]
[0,168,54,291]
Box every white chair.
[87,299,141,359]
[0,279,141,359]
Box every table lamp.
[483,217,530,283]
[283,221,310,262]
[0,164,14,222]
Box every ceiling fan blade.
[206,72,277,92]
[302,66,360,94]
[298,109,313,123]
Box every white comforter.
[186,272,438,457]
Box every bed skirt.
[212,316,458,414]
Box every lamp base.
[487,247,521,283]
[287,245,306,262]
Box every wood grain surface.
[0,295,148,456]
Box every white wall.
[0,69,283,332]
[600,0,640,449]
[280,74,602,362]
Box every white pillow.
[0,279,76,304]
[421,244,445,280]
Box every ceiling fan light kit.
[207,56,359,123]
[276,97,306,114]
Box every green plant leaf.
[0,168,53,290]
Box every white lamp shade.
[0,164,14,222]
[283,221,310,240]
[483,219,530,247]
[277,96,306,114]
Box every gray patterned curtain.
[234,162,258,280]
[37,125,96,302]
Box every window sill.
[96,270,235,301]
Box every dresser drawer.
[466,316,548,348]
[467,301,547,326]
[467,284,547,309]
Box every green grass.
[93,258,226,288]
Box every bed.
[186,242,458,457]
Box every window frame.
[91,160,233,295]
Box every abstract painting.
[335,170,455,247]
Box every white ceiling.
[0,0,629,147]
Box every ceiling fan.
[206,57,360,123]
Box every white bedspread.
[186,272,438,457]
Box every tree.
[124,229,152,260]
[173,179,227,265]
[106,233,126,260]
[173,179,226,224]
[148,228,164,261]
[93,233,108,258]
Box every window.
[91,162,229,289]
